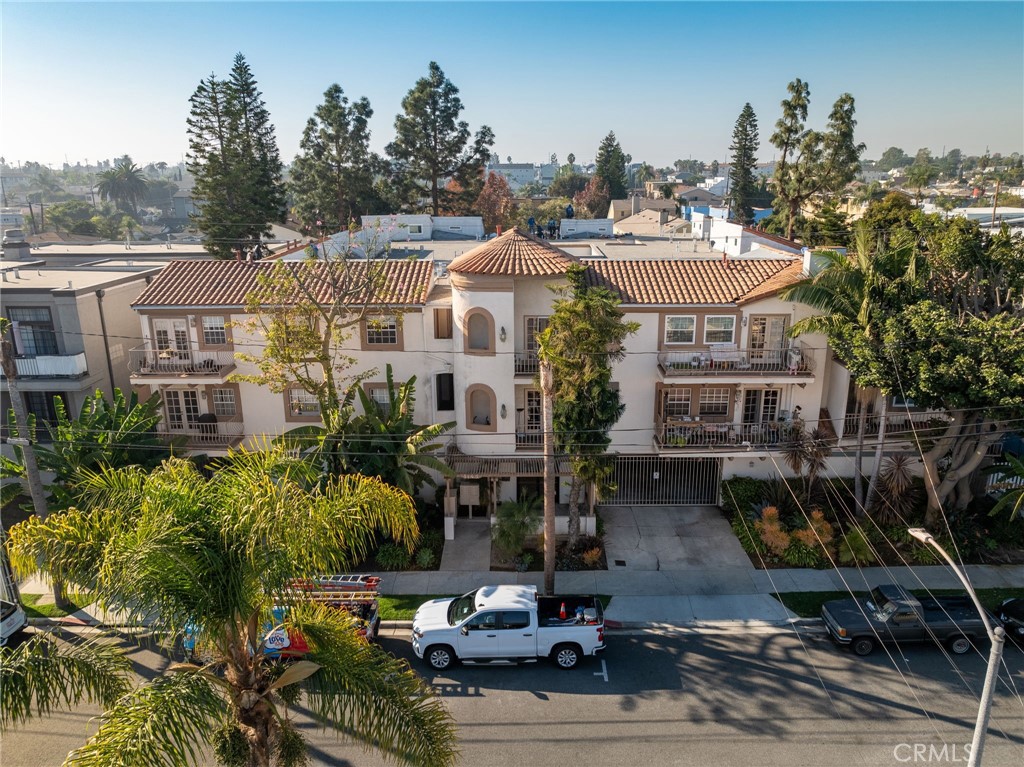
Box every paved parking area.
[600,505,752,571]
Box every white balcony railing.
[130,345,235,376]
[658,344,816,377]
[9,353,88,378]
[158,420,244,447]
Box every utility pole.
[991,175,1001,226]
[0,320,67,608]
[540,356,556,596]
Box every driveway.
[600,505,752,572]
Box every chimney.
[631,195,640,215]
[659,210,669,225]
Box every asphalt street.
[2,627,1022,767]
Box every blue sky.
[2,1,1021,169]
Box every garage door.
[602,456,721,505]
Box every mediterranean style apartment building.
[129,227,868,525]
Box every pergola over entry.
[443,445,579,520]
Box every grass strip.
[772,587,1024,618]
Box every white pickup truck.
[412,585,605,670]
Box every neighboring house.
[607,197,678,223]
[708,219,802,258]
[128,229,839,525]
[1,261,163,434]
[699,177,731,197]
[612,209,688,237]
[172,188,199,220]
[559,219,614,239]
[1,208,26,230]
[485,163,537,191]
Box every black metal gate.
[602,456,721,505]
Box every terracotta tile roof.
[132,259,432,308]
[583,258,803,306]
[447,228,579,277]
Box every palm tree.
[3,448,458,767]
[987,454,1024,520]
[634,163,654,193]
[96,161,148,216]
[781,223,921,511]
[905,163,938,205]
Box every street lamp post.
[908,528,1006,767]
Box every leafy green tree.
[345,365,454,496]
[96,161,148,217]
[4,449,457,767]
[770,79,866,239]
[802,200,850,247]
[386,62,494,216]
[878,221,1024,524]
[141,178,179,212]
[876,146,911,171]
[47,200,99,235]
[233,247,397,422]
[187,53,286,259]
[289,84,386,235]
[709,160,720,177]
[539,265,639,546]
[659,183,675,200]
[516,180,546,198]
[594,132,628,200]
[548,172,589,200]
[859,191,929,245]
[727,103,760,225]
[781,224,923,509]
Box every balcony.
[655,419,797,449]
[841,411,950,440]
[158,420,244,449]
[4,352,88,379]
[658,344,816,378]
[514,351,539,376]
[516,431,542,450]
[130,345,235,381]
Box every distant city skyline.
[2,1,1021,171]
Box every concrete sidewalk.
[19,564,1024,630]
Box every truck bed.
[918,595,986,627]
[536,596,603,627]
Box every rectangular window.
[665,315,696,344]
[743,389,779,424]
[365,316,397,345]
[525,316,549,353]
[662,388,691,419]
[212,388,237,417]
[367,385,392,416]
[434,308,453,339]
[201,316,227,346]
[699,387,730,416]
[8,307,58,356]
[23,391,65,426]
[288,389,320,416]
[892,394,916,408]
[436,373,455,411]
[408,224,423,234]
[704,316,736,344]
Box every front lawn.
[773,587,1024,618]
[19,592,94,619]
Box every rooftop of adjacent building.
[0,264,162,293]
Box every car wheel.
[948,636,972,655]
[852,637,875,656]
[426,645,455,671]
[552,643,581,669]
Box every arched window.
[465,384,496,432]
[464,308,495,355]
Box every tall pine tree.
[594,132,628,201]
[289,84,385,235]
[770,79,865,240]
[727,103,760,225]
[385,62,494,216]
[186,53,285,259]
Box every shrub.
[376,542,412,571]
[721,477,765,517]
[783,540,822,568]
[793,509,835,551]
[492,498,542,560]
[754,506,790,557]
[415,547,437,570]
[731,513,766,556]
[419,529,444,553]
[581,547,603,569]
[838,528,877,565]
[514,552,534,572]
